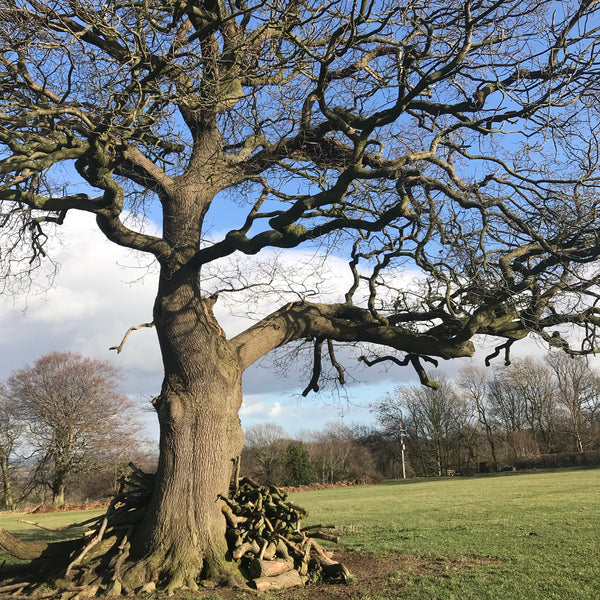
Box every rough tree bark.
[0,449,14,511]
[128,268,245,589]
[51,483,65,509]
[51,455,71,507]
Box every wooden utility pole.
[399,418,407,480]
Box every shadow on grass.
[379,465,599,486]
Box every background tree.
[400,380,468,476]
[64,448,157,505]
[1,0,600,591]
[282,441,314,487]
[352,423,410,480]
[498,359,557,454]
[0,383,22,510]
[307,422,376,484]
[487,367,541,461]
[546,352,600,452]
[241,423,288,485]
[7,351,145,507]
[458,357,600,466]
[458,365,500,470]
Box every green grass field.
[0,469,598,599]
[295,469,600,600]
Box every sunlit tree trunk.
[50,432,75,507]
[52,481,66,508]
[130,266,244,589]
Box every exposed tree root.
[0,466,351,597]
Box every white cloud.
[240,396,283,418]
[238,390,380,435]
[26,286,102,324]
[0,212,162,397]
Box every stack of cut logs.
[220,477,350,590]
[0,466,349,594]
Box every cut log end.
[249,569,306,591]
[321,561,352,583]
[248,557,294,579]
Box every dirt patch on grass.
[166,551,501,600]
[271,552,500,600]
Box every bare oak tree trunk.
[51,433,74,506]
[128,267,244,590]
[51,482,66,508]
[0,450,14,511]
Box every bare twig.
[359,353,440,388]
[302,337,324,396]
[485,339,515,366]
[327,339,346,385]
[109,322,154,353]
[0,583,28,593]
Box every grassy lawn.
[0,469,598,599]
[295,468,600,600]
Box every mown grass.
[295,468,600,600]
[0,469,598,599]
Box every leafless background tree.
[305,422,377,484]
[241,423,289,485]
[373,378,472,476]
[546,352,600,453]
[371,355,600,476]
[7,351,147,507]
[0,383,22,510]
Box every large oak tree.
[1,0,600,591]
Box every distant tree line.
[0,352,154,510]
[4,350,599,509]
[242,352,600,484]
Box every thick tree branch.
[301,337,324,397]
[232,301,475,372]
[327,340,346,386]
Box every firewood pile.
[220,476,350,590]
[0,467,350,595]
[0,465,155,597]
